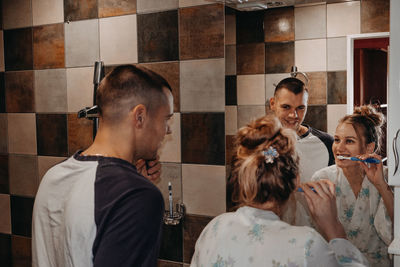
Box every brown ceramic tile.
[0,234,11,267]
[0,2,2,30]
[179,4,224,60]
[33,23,65,69]
[225,75,237,106]
[64,0,98,22]
[326,0,359,3]
[265,42,294,74]
[0,114,7,153]
[327,71,347,104]
[225,45,236,75]
[36,114,68,157]
[236,10,264,44]
[11,235,31,267]
[3,28,33,71]
[138,11,178,63]
[306,72,327,105]
[67,114,93,156]
[158,260,183,267]
[139,62,180,112]
[0,194,11,234]
[183,214,213,263]
[303,105,327,132]
[236,43,265,75]
[181,113,225,165]
[0,156,8,194]
[10,196,34,237]
[9,154,39,197]
[226,135,236,166]
[0,73,5,112]
[5,71,35,113]
[225,7,236,45]
[361,0,390,33]
[99,0,136,18]
[264,7,294,42]
[159,223,183,262]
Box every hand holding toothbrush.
[357,153,386,188]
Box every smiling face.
[270,88,308,132]
[333,122,364,168]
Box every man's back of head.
[274,77,307,96]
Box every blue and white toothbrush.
[337,155,381,164]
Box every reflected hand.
[136,156,161,184]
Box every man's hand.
[136,156,161,183]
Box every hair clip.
[262,146,279,164]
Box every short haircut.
[274,77,308,96]
[229,115,299,207]
[96,65,172,124]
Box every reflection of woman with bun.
[191,115,368,266]
[307,105,393,266]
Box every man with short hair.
[32,65,174,267]
[269,77,334,183]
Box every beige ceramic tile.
[157,162,182,209]
[32,0,64,26]
[38,156,67,182]
[237,105,266,129]
[8,113,37,155]
[225,45,236,76]
[9,154,39,197]
[159,113,181,163]
[182,164,226,216]
[179,0,210,7]
[265,73,290,102]
[327,37,347,71]
[180,59,225,112]
[99,15,138,65]
[0,194,11,234]
[225,106,237,135]
[2,0,32,29]
[67,67,94,112]
[327,1,360,38]
[295,4,326,40]
[225,13,236,45]
[0,31,4,72]
[0,114,7,153]
[295,39,326,72]
[327,104,347,136]
[137,0,178,13]
[35,69,67,112]
[65,19,100,68]
[237,74,265,105]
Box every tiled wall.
[0,0,389,266]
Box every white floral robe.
[191,206,368,267]
[310,166,393,267]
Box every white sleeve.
[374,197,393,246]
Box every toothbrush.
[297,187,316,193]
[337,155,381,164]
[168,182,173,218]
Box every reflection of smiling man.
[269,78,335,182]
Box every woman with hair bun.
[308,105,393,266]
[191,115,368,267]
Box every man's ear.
[132,104,147,128]
[366,142,375,154]
[269,97,276,110]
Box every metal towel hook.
[393,129,400,176]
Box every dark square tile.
[0,1,2,30]
[179,4,224,60]
[159,223,183,262]
[361,0,390,33]
[33,23,65,69]
[236,43,265,75]
[158,260,183,267]
[139,62,180,112]
[225,75,237,106]
[265,42,294,74]
[138,10,179,63]
[226,135,235,166]
[5,71,35,113]
[0,155,9,194]
[36,114,68,157]
[183,214,213,263]
[181,113,225,165]
[327,71,347,104]
[64,0,98,22]
[68,114,93,156]
[4,28,33,71]
[11,235,31,267]
[264,7,294,42]
[0,234,11,267]
[303,105,327,132]
[99,0,136,18]
[306,71,327,105]
[0,73,5,113]
[10,196,34,237]
[236,10,264,44]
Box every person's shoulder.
[309,127,334,142]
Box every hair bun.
[353,105,385,128]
